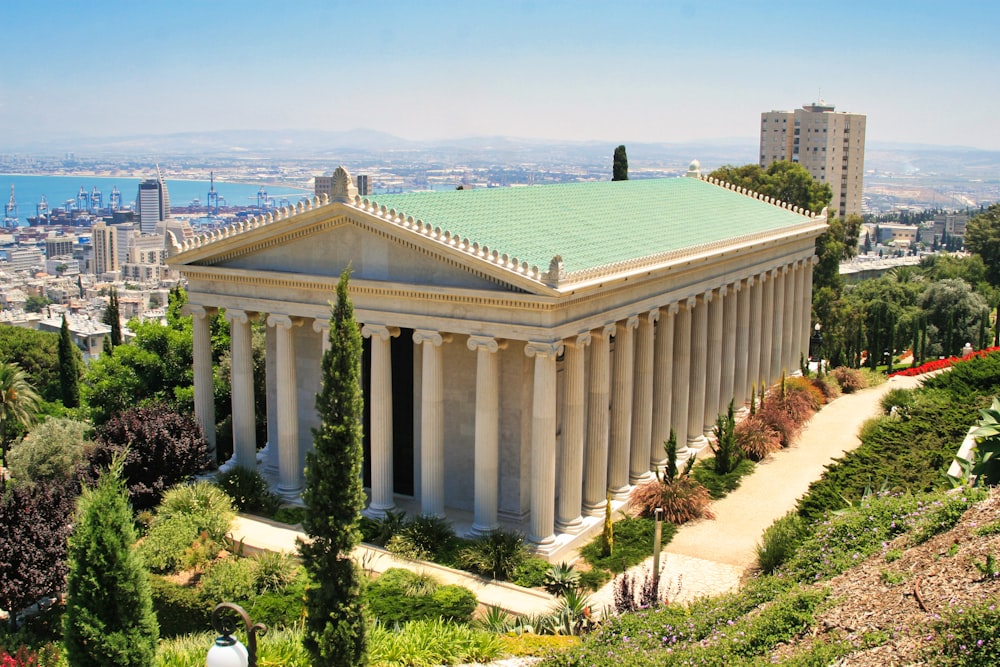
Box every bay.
[0,174,310,226]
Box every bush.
[364,568,477,625]
[149,574,212,637]
[735,415,782,461]
[138,517,215,574]
[579,516,671,575]
[512,556,553,588]
[925,595,1000,666]
[252,551,298,593]
[880,387,917,415]
[756,397,803,447]
[831,366,866,393]
[756,511,809,574]
[87,403,210,510]
[543,562,582,596]
[200,557,257,602]
[630,476,714,524]
[6,418,93,487]
[214,466,280,515]
[457,529,527,581]
[691,458,755,500]
[360,509,406,547]
[157,480,235,541]
[810,376,841,402]
[387,514,457,561]
[785,376,826,411]
[244,575,308,629]
[368,619,503,666]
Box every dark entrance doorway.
[362,328,415,497]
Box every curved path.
[588,373,924,609]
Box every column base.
[362,504,395,520]
[218,455,239,474]
[528,533,557,556]
[608,485,631,502]
[686,434,709,455]
[277,485,303,502]
[629,471,656,486]
[466,522,499,539]
[581,503,606,518]
[555,516,584,534]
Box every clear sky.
[3,0,998,149]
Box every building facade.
[168,166,826,555]
[135,166,171,234]
[92,221,120,276]
[760,101,866,219]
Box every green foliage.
[924,596,1000,666]
[137,482,234,574]
[612,145,628,181]
[359,509,406,547]
[0,327,62,403]
[965,202,1000,286]
[148,575,211,638]
[512,555,554,588]
[364,569,477,625]
[756,511,809,574]
[368,618,504,667]
[0,362,42,467]
[57,316,80,409]
[63,456,159,667]
[387,514,458,561]
[271,505,306,525]
[101,288,122,348]
[970,396,1000,485]
[7,418,92,487]
[155,626,310,667]
[156,481,234,541]
[710,401,741,474]
[579,516,671,576]
[543,562,582,596]
[456,528,527,581]
[213,465,281,515]
[691,457,755,500]
[200,558,257,602]
[881,387,917,415]
[299,268,367,666]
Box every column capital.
[684,296,698,310]
[565,332,592,349]
[665,302,680,316]
[757,270,769,283]
[644,308,660,324]
[525,341,563,359]
[312,318,329,334]
[810,254,820,266]
[746,275,757,288]
[266,313,303,329]
[729,280,742,294]
[224,309,256,325]
[702,290,714,304]
[362,323,401,340]
[624,315,640,330]
[182,304,216,319]
[467,335,506,353]
[413,329,451,346]
[598,322,617,339]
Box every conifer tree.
[102,288,122,348]
[58,315,80,408]
[63,455,158,667]
[612,145,629,181]
[299,268,367,666]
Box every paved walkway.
[232,373,925,617]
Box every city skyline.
[3,1,999,151]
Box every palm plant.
[0,362,41,472]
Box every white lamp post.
[206,602,266,667]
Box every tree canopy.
[708,161,832,214]
[0,326,63,403]
[612,145,629,181]
[965,203,1000,286]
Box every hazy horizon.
[4,1,999,151]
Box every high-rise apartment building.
[760,101,866,219]
[91,221,120,276]
[135,166,171,234]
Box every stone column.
[770,266,786,382]
[525,341,562,550]
[721,282,739,415]
[362,324,400,517]
[313,318,330,355]
[651,304,677,469]
[688,293,710,451]
[789,262,804,371]
[803,257,817,358]
[262,327,278,477]
[748,274,765,400]
[784,263,798,372]
[630,310,657,484]
[467,335,504,536]
[608,316,638,499]
[225,309,257,471]
[185,305,216,462]
[703,287,725,435]
[759,270,775,386]
[414,330,449,517]
[583,324,615,516]
[557,333,590,533]
[268,314,303,499]
[671,299,694,457]
[733,277,754,409]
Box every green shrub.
[387,514,457,561]
[368,618,503,666]
[156,480,234,541]
[580,516,670,575]
[148,574,212,638]
[457,528,527,581]
[577,568,612,591]
[881,387,917,415]
[543,562,582,596]
[924,596,1000,666]
[214,466,280,515]
[831,366,866,393]
[360,509,406,547]
[691,458,755,499]
[271,505,306,525]
[757,511,810,574]
[428,585,477,623]
[512,555,553,588]
[137,516,206,574]
[6,417,93,487]
[200,558,257,602]
[245,575,308,629]
[364,568,477,625]
[252,551,298,593]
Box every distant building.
[317,173,370,197]
[38,315,111,361]
[44,237,74,258]
[92,221,121,275]
[760,101,866,219]
[356,174,371,196]
[135,166,171,234]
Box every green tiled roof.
[363,177,814,274]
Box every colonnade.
[186,256,816,552]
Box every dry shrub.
[735,415,782,461]
[629,477,714,525]
[756,398,801,447]
[810,376,840,402]
[779,388,818,425]
[831,366,866,394]
[785,376,825,411]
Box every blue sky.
[3,0,998,149]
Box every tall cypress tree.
[58,315,80,408]
[612,145,629,181]
[63,455,158,667]
[102,288,122,348]
[300,268,367,666]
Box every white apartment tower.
[91,221,120,275]
[760,101,866,219]
[135,166,171,234]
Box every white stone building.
[167,165,826,554]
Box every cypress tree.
[300,268,367,666]
[58,315,80,408]
[612,145,629,181]
[63,455,158,666]
[102,288,122,348]
[994,301,999,347]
